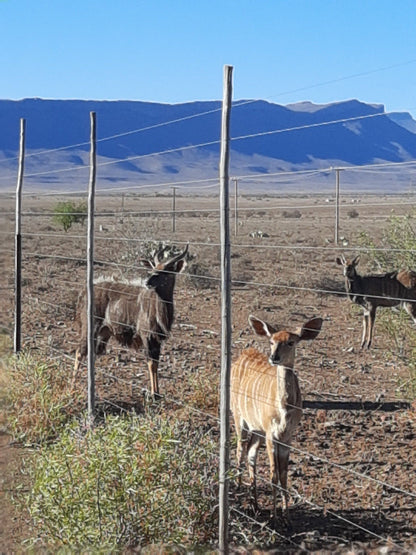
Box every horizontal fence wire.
[4,99,416,549]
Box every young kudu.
[74,244,188,397]
[336,254,416,349]
[231,314,323,519]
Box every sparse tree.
[53,201,87,232]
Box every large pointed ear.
[336,256,344,266]
[248,315,277,338]
[352,255,360,266]
[298,317,323,341]
[173,258,187,274]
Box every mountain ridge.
[1,97,415,193]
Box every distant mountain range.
[1,97,416,193]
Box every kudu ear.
[174,258,187,274]
[352,255,360,266]
[298,317,323,341]
[336,256,343,266]
[248,315,277,338]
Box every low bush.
[358,211,416,271]
[347,209,359,218]
[25,414,218,550]
[281,209,302,218]
[358,210,416,397]
[53,201,87,232]
[4,351,82,445]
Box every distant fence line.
[8,65,416,552]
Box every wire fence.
[2,90,416,551]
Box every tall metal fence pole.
[87,111,97,423]
[219,64,233,555]
[14,118,26,354]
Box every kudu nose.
[145,276,156,290]
[269,353,280,365]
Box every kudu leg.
[236,423,248,488]
[404,302,416,326]
[366,306,377,349]
[277,443,291,514]
[147,339,161,398]
[72,344,87,388]
[266,434,278,520]
[247,433,262,511]
[147,359,159,398]
[361,310,369,349]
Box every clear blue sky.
[2,0,416,116]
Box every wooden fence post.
[219,64,233,555]
[172,186,177,233]
[14,118,26,354]
[87,112,97,423]
[335,168,340,244]
[233,178,238,236]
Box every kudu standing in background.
[336,254,416,349]
[231,314,323,519]
[74,244,188,397]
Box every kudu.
[336,254,416,349]
[74,244,188,397]
[231,314,323,518]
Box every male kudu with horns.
[74,244,188,397]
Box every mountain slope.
[1,98,415,192]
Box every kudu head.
[336,254,360,280]
[142,244,188,295]
[248,315,323,369]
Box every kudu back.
[336,254,416,349]
[231,314,323,518]
[74,244,188,397]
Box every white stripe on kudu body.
[336,254,416,349]
[231,314,323,519]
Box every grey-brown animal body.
[74,245,188,397]
[336,254,416,349]
[231,314,323,519]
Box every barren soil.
[1,193,416,552]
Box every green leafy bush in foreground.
[25,414,218,550]
[4,351,82,445]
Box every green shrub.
[358,211,416,271]
[358,210,416,397]
[4,351,82,445]
[25,414,218,550]
[347,209,359,219]
[53,201,87,232]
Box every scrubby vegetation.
[24,414,218,550]
[3,349,219,550]
[359,210,416,397]
[53,200,87,232]
[4,351,82,445]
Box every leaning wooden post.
[87,112,97,423]
[14,118,26,354]
[335,168,340,244]
[219,64,233,555]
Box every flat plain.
[1,191,416,552]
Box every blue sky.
[2,0,416,116]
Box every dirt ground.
[1,192,416,552]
